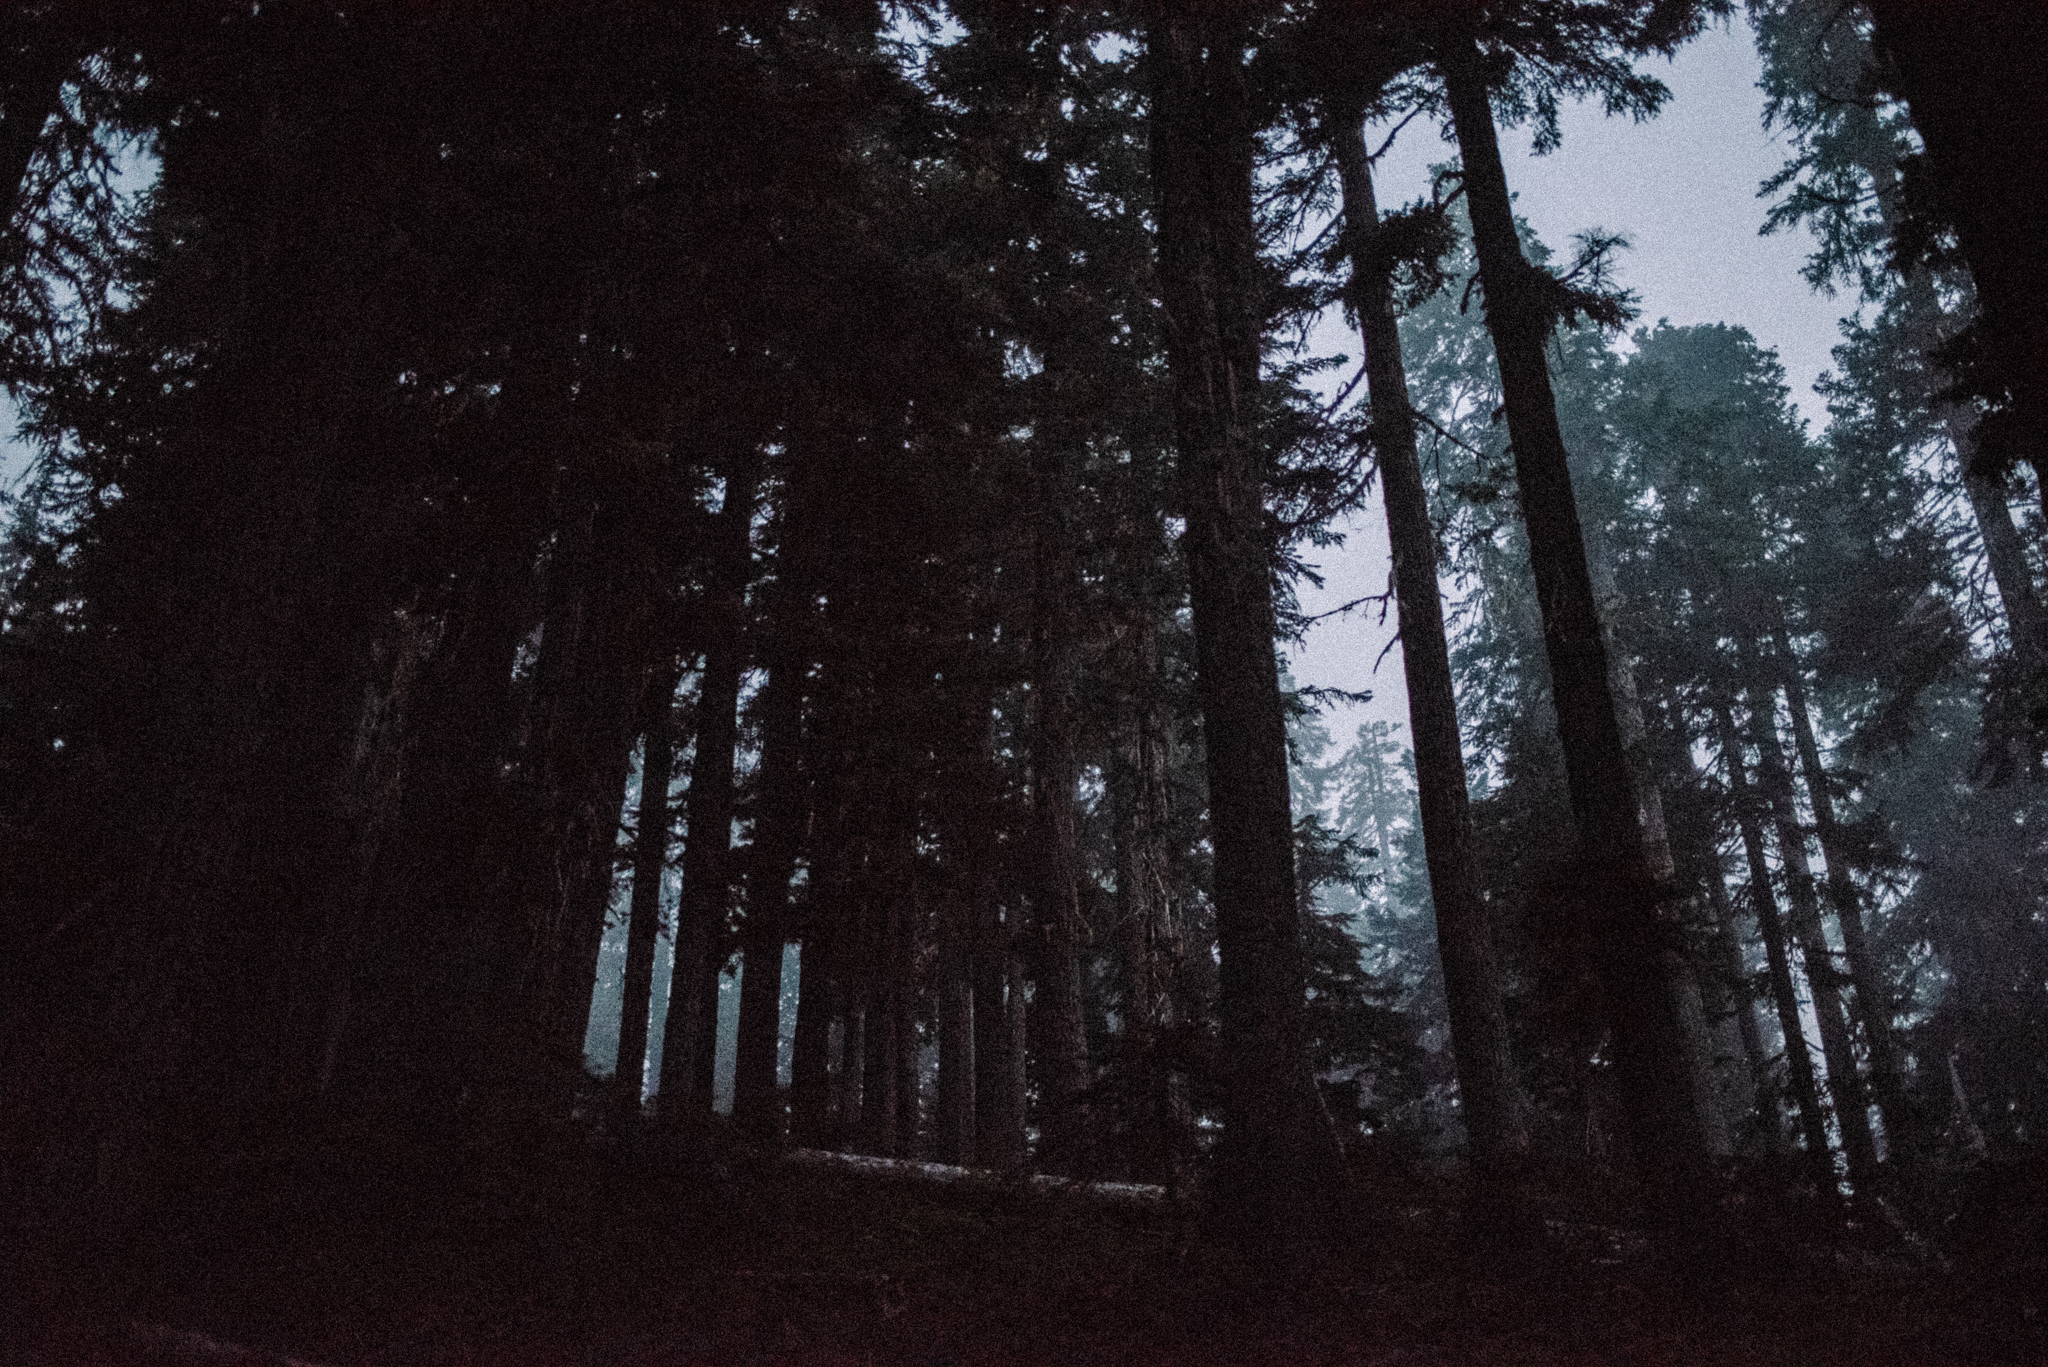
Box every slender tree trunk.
[934,698,980,1166]
[789,926,834,1146]
[1947,1051,1989,1160]
[519,511,650,1075]
[976,909,1027,1171]
[1670,959,1733,1158]
[1587,543,1732,1160]
[1149,6,1346,1243]
[1703,844,1782,1153]
[791,777,850,1146]
[966,704,1025,1171]
[1771,627,1914,1163]
[1747,692,1880,1190]
[1333,112,1529,1163]
[1958,454,2048,660]
[1027,437,1093,1173]
[936,937,975,1166]
[859,977,899,1158]
[1715,700,1838,1195]
[1657,708,1774,1150]
[1003,950,1030,1164]
[656,456,757,1124]
[1439,31,1705,1214]
[894,921,920,1157]
[1111,606,1178,1179]
[694,950,726,1106]
[735,659,804,1140]
[838,1000,866,1144]
[615,659,684,1118]
[1683,748,1782,1152]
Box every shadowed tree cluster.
[0,0,2042,1287]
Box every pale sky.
[1288,16,1842,744]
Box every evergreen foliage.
[0,2,2042,1349]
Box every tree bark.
[788,927,834,1146]
[734,656,804,1141]
[934,699,981,1167]
[1703,840,1782,1153]
[515,496,656,1076]
[837,999,866,1144]
[1661,709,1778,1151]
[936,937,975,1167]
[1715,700,1838,1196]
[1771,627,1914,1163]
[791,775,850,1147]
[615,658,685,1118]
[975,910,1027,1171]
[1746,690,1880,1190]
[967,715,1026,1172]
[1111,604,1181,1180]
[1440,30,1706,1215]
[1957,456,2048,661]
[1149,8,1347,1245]
[1333,110,1529,1163]
[1027,435,1093,1173]
[859,977,899,1158]
[655,455,757,1124]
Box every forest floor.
[8,1122,2045,1367]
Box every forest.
[0,1,2044,1362]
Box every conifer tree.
[1148,3,1347,1244]
[1327,108,1530,1165]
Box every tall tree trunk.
[859,977,899,1158]
[615,658,685,1118]
[1679,733,1782,1154]
[1333,111,1529,1163]
[1439,32,1705,1214]
[1702,840,1782,1153]
[964,704,1025,1171]
[1771,626,1914,1165]
[515,498,654,1077]
[734,657,804,1140]
[1958,455,2048,660]
[1149,8,1345,1242]
[656,455,757,1124]
[1715,700,1839,1197]
[934,700,981,1167]
[324,533,537,1114]
[936,934,975,1167]
[791,772,851,1147]
[976,908,1027,1171]
[788,925,834,1146]
[1746,691,1880,1190]
[693,949,727,1106]
[836,997,865,1145]
[1027,436,1093,1173]
[1111,605,1179,1180]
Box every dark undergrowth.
[5,1116,2044,1366]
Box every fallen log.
[783,1148,1168,1208]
